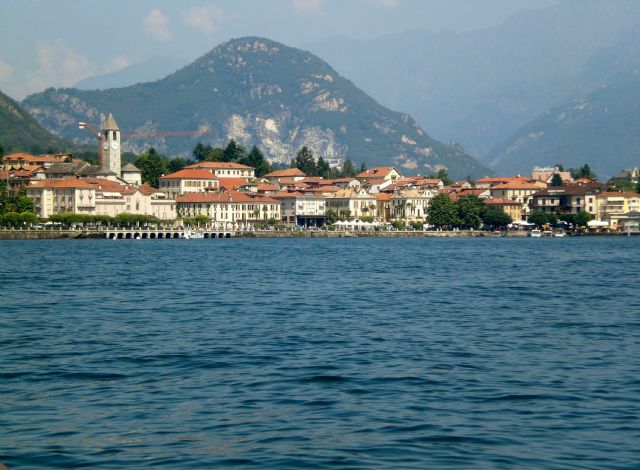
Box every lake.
[1,237,639,468]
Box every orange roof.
[28,178,95,189]
[218,177,249,190]
[159,169,219,180]
[185,161,254,170]
[356,167,396,178]
[375,193,393,200]
[176,191,278,204]
[264,168,306,178]
[485,197,521,205]
[257,184,278,191]
[2,153,67,164]
[81,178,129,193]
[598,191,640,198]
[491,181,545,190]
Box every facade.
[271,192,326,227]
[529,187,599,216]
[489,181,547,220]
[159,169,220,198]
[185,161,255,179]
[484,198,522,221]
[2,152,76,170]
[175,191,280,227]
[121,163,142,186]
[531,166,572,184]
[326,189,378,219]
[390,188,437,222]
[26,179,97,218]
[597,192,640,229]
[263,168,307,183]
[356,167,401,182]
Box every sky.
[0,0,557,100]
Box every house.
[184,161,255,179]
[529,186,600,216]
[175,191,280,228]
[356,167,402,182]
[271,192,326,227]
[326,188,378,219]
[484,198,523,222]
[26,179,97,218]
[531,166,572,184]
[121,163,142,186]
[475,176,529,189]
[262,168,307,183]
[489,181,547,220]
[610,167,639,185]
[597,192,640,230]
[390,188,437,222]
[158,169,220,198]
[2,152,78,170]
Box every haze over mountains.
[307,0,640,176]
[22,37,489,179]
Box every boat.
[543,230,554,237]
[181,229,204,239]
[553,229,566,238]
[530,229,542,237]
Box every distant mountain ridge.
[22,37,490,179]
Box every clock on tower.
[101,112,121,177]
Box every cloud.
[0,57,13,82]
[103,55,131,74]
[182,5,225,35]
[26,38,96,91]
[291,0,324,15]
[143,9,172,41]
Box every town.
[1,114,639,237]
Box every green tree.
[435,168,452,186]
[550,173,563,186]
[317,156,331,179]
[341,159,356,177]
[222,139,247,163]
[636,180,640,194]
[528,210,550,227]
[570,164,597,180]
[294,146,317,176]
[192,142,210,162]
[240,146,271,177]
[455,195,483,229]
[427,193,459,228]
[168,157,190,173]
[359,161,367,173]
[482,207,512,227]
[573,211,593,227]
[135,148,168,188]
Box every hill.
[306,0,640,159]
[489,28,640,178]
[22,37,489,179]
[0,89,73,155]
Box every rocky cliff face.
[23,37,490,178]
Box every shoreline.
[1,229,638,240]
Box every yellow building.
[597,192,640,229]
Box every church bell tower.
[101,113,121,176]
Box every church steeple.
[101,113,121,176]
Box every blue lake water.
[1,237,639,469]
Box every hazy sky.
[0,0,557,100]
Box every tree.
[550,173,563,186]
[636,180,640,194]
[455,195,483,229]
[427,193,459,228]
[240,146,271,177]
[528,210,550,227]
[570,164,597,180]
[222,140,247,163]
[135,148,168,188]
[359,161,367,173]
[482,207,512,227]
[573,211,593,228]
[317,156,331,179]
[192,142,209,162]
[341,159,356,178]
[436,168,452,186]
[168,157,190,173]
[294,146,317,176]
[325,209,338,225]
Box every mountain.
[22,37,489,179]
[489,29,640,179]
[0,89,72,154]
[74,56,188,90]
[306,0,640,159]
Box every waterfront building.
[326,188,378,219]
[484,198,523,221]
[489,181,547,220]
[529,186,600,216]
[26,179,96,218]
[531,166,572,184]
[175,191,280,227]
[159,169,220,199]
[184,161,255,179]
[390,188,437,222]
[271,192,326,227]
[597,192,640,229]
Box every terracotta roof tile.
[159,169,219,180]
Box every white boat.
[181,229,204,239]
[553,229,566,238]
[530,229,542,237]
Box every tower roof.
[102,113,119,130]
